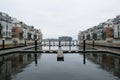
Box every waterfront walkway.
[0,45,120,56]
[0,45,34,56]
[95,46,120,55]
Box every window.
[119,23,120,32]
[6,24,8,30]
[6,32,8,37]
[12,28,16,32]
[9,32,11,36]
[2,31,6,36]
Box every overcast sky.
[0,0,120,39]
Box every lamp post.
[59,40,61,47]
[83,39,86,51]
[35,39,37,51]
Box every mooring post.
[59,40,61,47]
[83,39,86,51]
[24,39,26,46]
[2,39,5,49]
[35,39,37,51]
[93,39,94,48]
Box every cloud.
[0,0,120,39]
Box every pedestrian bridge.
[0,39,119,61]
[0,40,118,60]
[41,40,79,46]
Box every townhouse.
[12,21,42,44]
[78,15,120,42]
[113,15,120,39]
[0,11,42,46]
[0,12,12,40]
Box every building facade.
[0,11,42,46]
[113,15,120,39]
[0,12,12,40]
[59,36,72,41]
[78,15,120,42]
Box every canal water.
[0,46,120,80]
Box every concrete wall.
[79,40,120,47]
[0,39,35,48]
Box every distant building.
[59,36,72,41]
[43,38,59,42]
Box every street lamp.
[83,39,86,51]
[35,39,37,51]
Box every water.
[0,51,120,80]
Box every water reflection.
[34,54,38,66]
[57,57,64,61]
[0,53,120,80]
[83,53,86,64]
[86,53,120,78]
[0,53,41,80]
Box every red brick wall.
[12,27,20,38]
[104,27,113,38]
